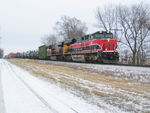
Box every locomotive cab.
[91,31,119,63]
[101,38,119,63]
[101,39,119,63]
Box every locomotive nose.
[102,39,117,51]
[103,44,113,51]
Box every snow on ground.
[39,60,150,83]
[0,59,107,113]
[32,60,150,112]
[8,59,150,113]
[0,60,6,113]
[24,63,150,112]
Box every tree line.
[42,3,150,65]
[0,36,4,58]
[0,48,3,58]
[42,16,88,46]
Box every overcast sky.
[0,0,149,55]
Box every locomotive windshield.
[94,33,113,39]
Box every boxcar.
[38,45,48,59]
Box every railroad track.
[36,59,150,68]
[100,63,150,68]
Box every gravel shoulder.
[8,59,150,113]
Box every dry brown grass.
[8,59,150,93]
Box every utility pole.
[111,28,122,39]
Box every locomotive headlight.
[107,38,110,42]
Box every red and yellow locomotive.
[47,31,119,63]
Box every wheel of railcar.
[97,57,103,63]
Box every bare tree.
[55,16,87,40]
[95,3,150,64]
[95,5,118,33]
[42,34,57,46]
[118,4,150,64]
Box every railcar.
[38,45,48,59]
[47,44,62,60]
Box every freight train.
[9,31,119,63]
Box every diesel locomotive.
[46,31,119,63]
